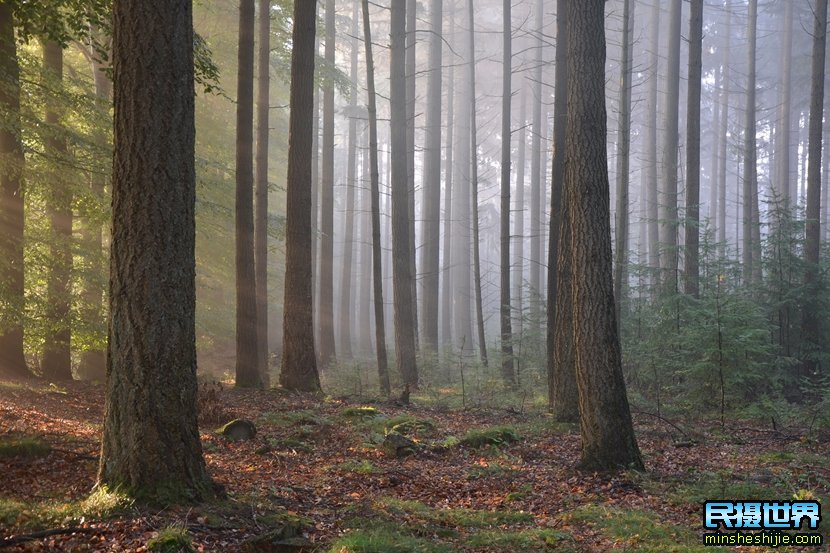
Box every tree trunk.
[548,0,578,422]
[254,0,271,386]
[420,0,443,353]
[499,0,514,385]
[614,0,634,324]
[280,0,322,393]
[777,0,794,210]
[566,0,643,471]
[0,4,29,379]
[235,0,261,388]
[802,0,828,375]
[645,0,660,277]
[338,1,360,361]
[406,0,419,352]
[742,0,758,286]
[41,40,73,381]
[708,62,721,233]
[441,22,455,352]
[358,126,373,355]
[468,0,487,366]
[362,0,391,395]
[318,0,337,368]
[717,7,731,255]
[529,0,544,325]
[683,0,702,298]
[391,0,418,387]
[659,0,681,293]
[513,89,527,333]
[99,0,212,499]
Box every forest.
[1,0,829,550]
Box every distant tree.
[406,0,418,351]
[742,0,759,285]
[318,0,336,368]
[41,40,73,381]
[683,0,702,298]
[645,0,660,275]
[281,0,322,393]
[776,0,794,210]
[254,0,271,385]
[717,6,731,255]
[565,0,643,471]
[361,0,391,395]
[440,10,455,351]
[802,0,828,375]
[390,0,418,387]
[513,89,527,332]
[235,0,262,388]
[529,0,545,325]
[499,0,514,385]
[99,0,212,500]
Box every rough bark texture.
[548,0,578,422]
[420,0,443,353]
[318,0,336,369]
[235,0,262,388]
[802,0,828,374]
[41,40,73,381]
[742,0,758,286]
[98,0,212,500]
[280,0,322,393]
[499,0,514,385]
[254,0,271,385]
[0,5,29,379]
[683,0,702,298]
[362,0,391,395]
[391,0,418,387]
[566,0,643,471]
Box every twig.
[632,410,695,443]
[0,527,94,548]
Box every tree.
[529,0,545,324]
[565,0,643,471]
[280,0,322,393]
[420,0,443,353]
[318,0,336,368]
[717,5,731,254]
[499,0,514,385]
[645,0,660,275]
[441,11,455,351]
[802,0,828,375]
[406,0,418,351]
[98,0,212,500]
[254,0,271,385]
[235,0,261,388]
[513,89,527,332]
[548,0,578,422]
[41,40,73,381]
[0,4,29,379]
[742,0,759,285]
[683,0,702,298]
[776,0,794,210]
[361,0,391,395]
[391,0,418,387]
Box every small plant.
[334,460,381,475]
[147,525,195,552]
[342,406,380,419]
[0,436,51,458]
[460,426,521,448]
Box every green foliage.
[333,460,381,475]
[0,436,51,458]
[341,406,381,419]
[147,525,195,553]
[0,487,132,532]
[460,426,521,448]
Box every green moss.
[466,462,515,480]
[147,525,195,552]
[459,426,521,448]
[381,415,437,437]
[333,460,381,475]
[342,406,381,419]
[0,436,51,458]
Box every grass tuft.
[147,525,195,552]
[0,436,51,458]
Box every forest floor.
[0,378,828,552]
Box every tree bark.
[683,0,702,298]
[776,0,794,210]
[566,0,643,471]
[99,0,212,499]
[280,0,322,393]
[513,89,527,333]
[254,0,271,385]
[742,0,758,286]
[406,0,419,352]
[441,21,455,352]
[0,4,29,379]
[235,0,262,388]
[529,0,544,326]
[499,0,514,385]
[717,7,731,255]
[645,0,660,277]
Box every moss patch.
[0,436,51,458]
[459,426,520,448]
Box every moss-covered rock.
[218,419,257,441]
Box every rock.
[218,419,257,441]
[381,431,418,458]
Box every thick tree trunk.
[99,0,212,499]
[0,5,29,379]
[41,41,73,381]
[235,0,262,388]
[254,0,271,385]
[391,0,418,387]
[802,0,828,375]
[499,0,514,385]
[362,0,391,394]
[420,0,443,353]
[548,0,578,422]
[683,0,702,298]
[281,0,322,393]
[318,0,336,368]
[614,0,633,324]
[742,0,758,286]
[566,0,643,471]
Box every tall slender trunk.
[254,0,271,385]
[235,0,262,388]
[529,0,544,324]
[391,0,418,387]
[406,0,419,351]
[684,0,702,298]
[499,0,514,385]
[646,0,660,276]
[513,89,527,333]
[421,0,443,353]
[742,0,758,285]
[717,7,731,255]
[362,0,391,394]
[614,0,634,323]
[708,62,721,232]
[318,0,337,368]
[441,22,455,352]
[358,126,373,355]
[0,4,29,378]
[777,0,794,210]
